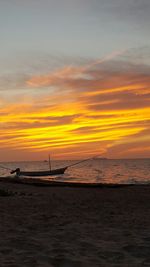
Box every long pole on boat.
[66,156,98,169]
[0,165,12,171]
[48,154,51,171]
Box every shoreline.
[0,176,150,188]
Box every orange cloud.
[0,54,150,160]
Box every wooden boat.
[10,167,67,177]
[9,156,97,178]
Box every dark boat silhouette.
[10,167,67,177]
[10,156,97,177]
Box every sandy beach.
[0,179,150,267]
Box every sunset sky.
[0,0,150,161]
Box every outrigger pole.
[65,156,98,169]
[0,165,12,171]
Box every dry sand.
[0,179,150,267]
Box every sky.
[0,0,150,161]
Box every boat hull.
[11,167,67,177]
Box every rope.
[66,156,98,169]
[0,165,12,171]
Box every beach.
[0,180,150,267]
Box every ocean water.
[0,158,150,184]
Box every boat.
[10,167,67,177]
[9,156,97,177]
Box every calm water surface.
[0,158,149,184]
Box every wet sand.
[0,179,150,267]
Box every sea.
[0,158,150,184]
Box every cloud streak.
[0,49,150,159]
